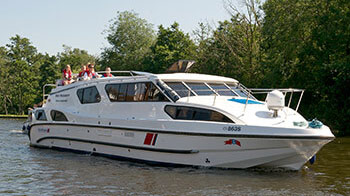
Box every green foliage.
[58,45,96,72]
[146,22,197,73]
[0,36,96,114]
[193,0,263,87]
[0,47,12,114]
[261,0,350,135]
[100,11,155,71]
[4,35,40,114]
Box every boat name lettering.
[124,132,134,137]
[55,94,70,97]
[38,128,50,133]
[56,99,68,102]
[223,126,241,132]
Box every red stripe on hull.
[144,133,154,145]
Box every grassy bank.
[0,114,27,119]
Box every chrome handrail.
[96,70,134,76]
[43,84,56,103]
[249,88,305,112]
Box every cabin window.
[50,110,68,121]
[147,83,168,101]
[164,105,233,123]
[105,82,169,102]
[228,85,248,97]
[35,110,47,121]
[227,84,254,99]
[77,86,101,104]
[208,83,237,96]
[165,82,194,97]
[105,84,120,101]
[156,80,180,102]
[118,84,127,101]
[185,83,215,96]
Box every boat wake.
[9,129,26,134]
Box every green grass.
[0,114,27,118]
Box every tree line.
[0,0,349,135]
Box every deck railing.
[178,87,304,113]
[42,84,57,104]
[249,88,305,112]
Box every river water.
[0,118,349,196]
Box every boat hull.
[29,123,333,170]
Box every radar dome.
[266,90,285,117]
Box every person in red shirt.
[78,65,86,78]
[62,64,72,85]
[102,67,113,77]
[84,63,100,80]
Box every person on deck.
[83,63,99,80]
[78,65,86,78]
[102,67,113,77]
[62,64,72,85]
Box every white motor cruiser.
[28,71,334,170]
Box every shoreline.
[0,114,27,119]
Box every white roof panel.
[155,73,238,83]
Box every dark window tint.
[77,86,101,104]
[176,107,194,120]
[50,110,68,121]
[165,82,194,97]
[156,80,179,102]
[118,84,127,101]
[126,83,136,101]
[209,83,237,96]
[164,105,233,123]
[35,110,47,121]
[105,84,120,101]
[148,83,168,101]
[77,88,83,101]
[186,83,214,96]
[105,82,169,102]
[228,85,248,97]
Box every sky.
[0,0,238,56]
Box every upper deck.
[156,73,238,84]
[48,71,245,99]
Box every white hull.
[29,123,332,170]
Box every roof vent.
[166,60,195,73]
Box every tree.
[100,11,155,71]
[5,35,40,114]
[193,0,263,87]
[0,47,12,114]
[58,45,96,72]
[261,0,350,135]
[147,22,196,73]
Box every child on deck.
[78,65,86,78]
[102,67,113,77]
[62,64,72,85]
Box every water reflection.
[0,119,349,195]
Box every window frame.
[76,86,101,104]
[34,109,47,121]
[164,105,234,123]
[105,81,170,102]
[208,83,238,96]
[164,82,195,98]
[50,110,68,122]
[185,82,216,96]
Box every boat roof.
[155,73,239,84]
[50,72,240,94]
